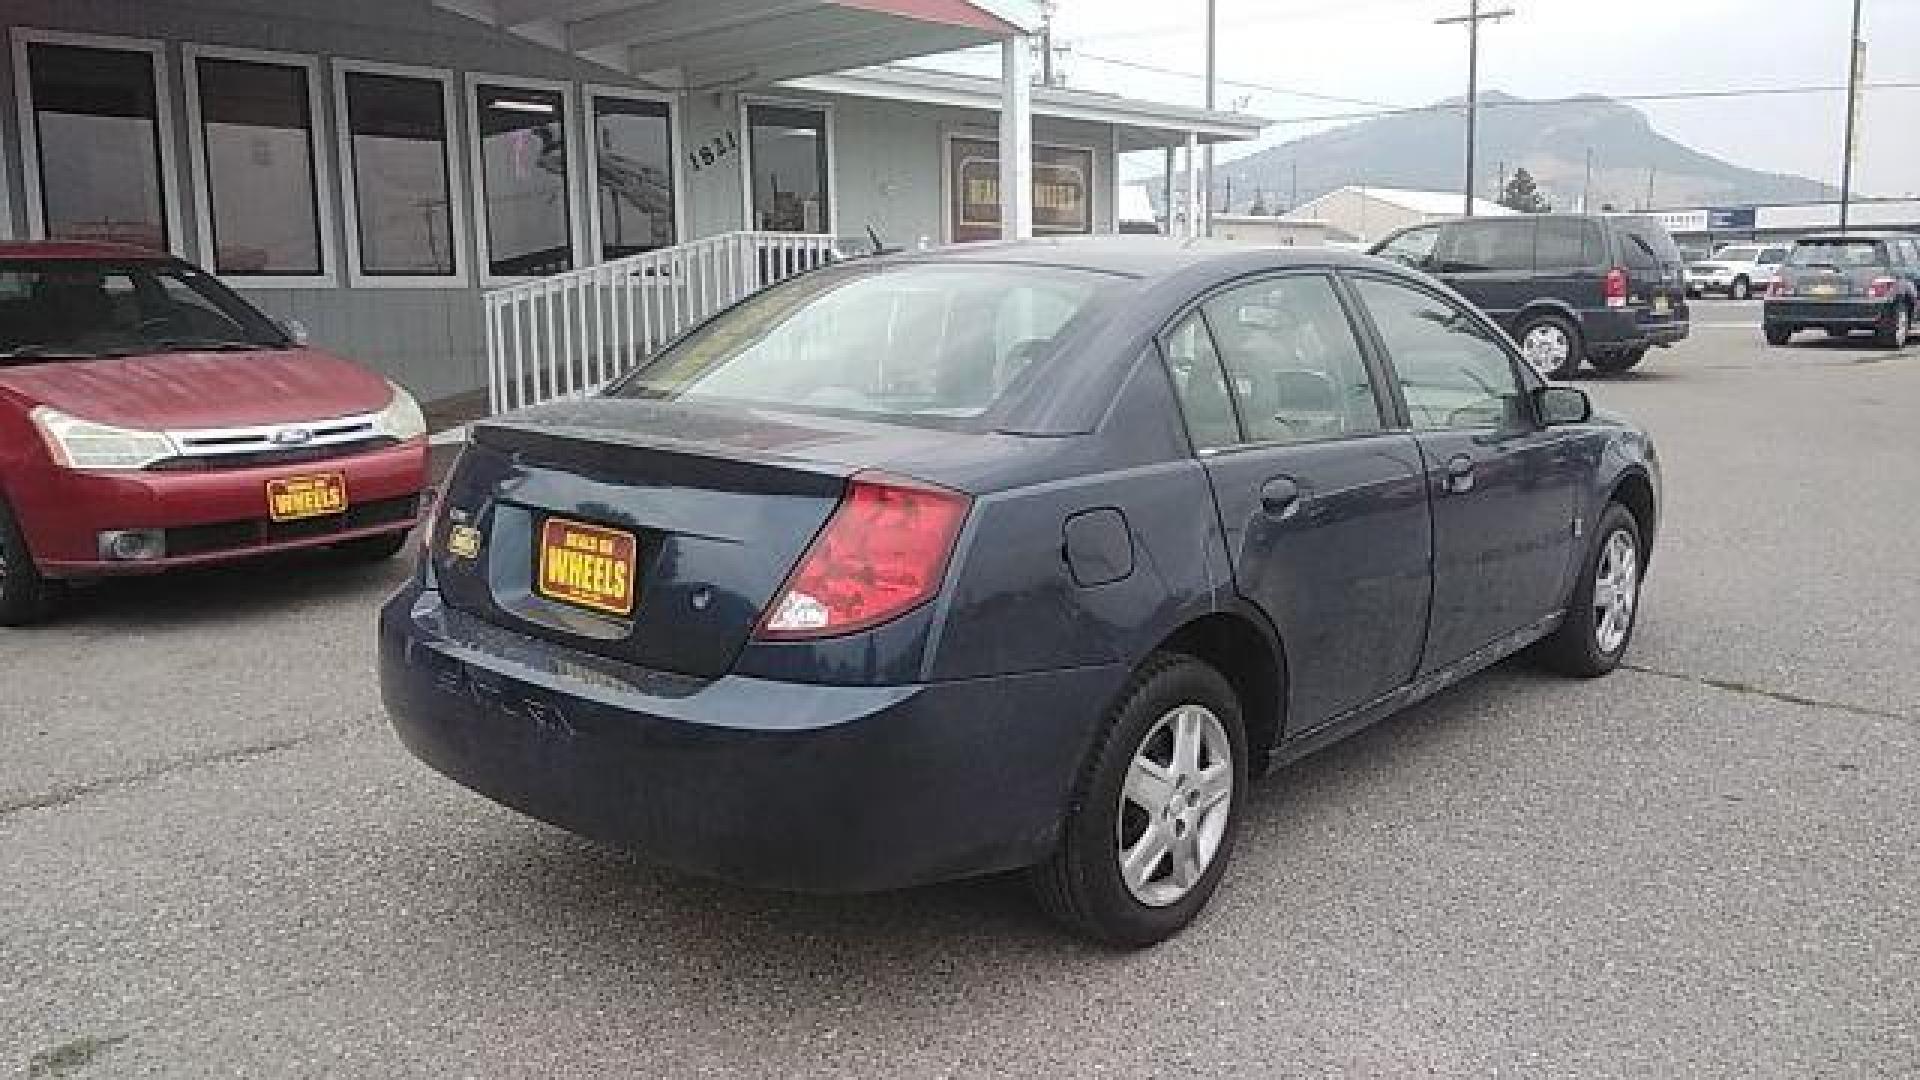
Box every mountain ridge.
[1163,92,1838,214]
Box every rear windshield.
[0,259,286,365]
[1789,239,1887,268]
[611,263,1117,425]
[1615,218,1684,264]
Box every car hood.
[0,348,395,430]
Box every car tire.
[1516,313,1583,380]
[1764,324,1794,346]
[1530,502,1643,678]
[1874,302,1911,349]
[1590,347,1646,374]
[1029,652,1247,948]
[335,531,410,563]
[0,497,56,627]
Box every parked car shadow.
[439,659,1556,990]
[42,542,415,630]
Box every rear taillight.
[1768,277,1788,298]
[755,471,971,640]
[1867,277,1897,299]
[1604,266,1629,309]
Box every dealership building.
[0,0,1259,407]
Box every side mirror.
[1535,385,1591,426]
[275,317,310,346]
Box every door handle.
[1443,453,1475,494]
[1259,476,1301,518]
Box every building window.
[340,68,458,279]
[590,94,675,259]
[188,53,326,278]
[20,39,172,251]
[947,138,1093,243]
[473,82,574,278]
[746,103,829,233]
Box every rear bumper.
[16,439,427,577]
[1582,309,1690,355]
[1764,299,1890,328]
[378,586,1123,893]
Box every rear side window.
[1198,275,1382,444]
[1162,310,1238,452]
[1789,239,1886,268]
[615,263,1114,425]
[1621,232,1662,275]
[1537,218,1603,270]
[1436,219,1535,273]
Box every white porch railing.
[484,231,839,414]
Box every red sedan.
[0,242,429,624]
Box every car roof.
[871,236,1387,281]
[0,240,174,261]
[1794,231,1914,242]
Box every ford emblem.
[271,427,314,446]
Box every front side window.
[1376,225,1440,269]
[591,95,675,259]
[1200,276,1382,444]
[1355,277,1526,431]
[475,83,574,277]
[1436,219,1535,273]
[613,265,1113,425]
[747,103,829,233]
[24,42,170,251]
[0,259,286,362]
[1757,248,1788,265]
[192,56,323,277]
[342,70,456,278]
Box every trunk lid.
[430,398,997,678]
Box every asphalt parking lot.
[5,299,1917,1078]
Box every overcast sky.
[927,0,1919,198]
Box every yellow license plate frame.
[536,517,638,617]
[1653,295,1670,315]
[266,473,348,522]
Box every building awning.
[781,65,1267,148]
[432,0,1040,88]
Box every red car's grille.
[165,495,419,557]
[145,437,400,472]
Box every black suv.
[1370,214,1691,378]
[1763,232,1919,348]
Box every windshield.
[1789,239,1886,268]
[611,263,1117,425]
[0,259,287,364]
[1713,246,1758,262]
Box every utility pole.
[1644,166,1656,211]
[1290,161,1299,213]
[1203,0,1217,236]
[1437,1,1513,217]
[1839,0,1864,230]
[1582,147,1593,212]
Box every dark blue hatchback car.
[380,240,1660,946]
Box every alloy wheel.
[1521,324,1571,378]
[1116,704,1234,908]
[1593,529,1639,655]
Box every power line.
[1071,50,1404,109]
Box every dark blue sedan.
[380,240,1659,946]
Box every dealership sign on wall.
[949,138,1093,242]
